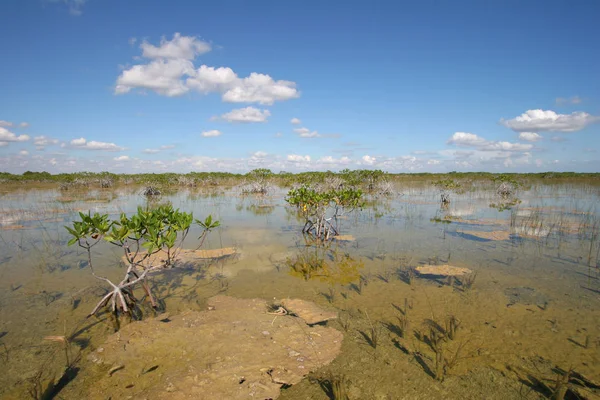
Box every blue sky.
[1,0,599,173]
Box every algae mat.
[83,295,343,399]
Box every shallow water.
[0,182,599,399]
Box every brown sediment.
[120,247,238,268]
[83,295,343,399]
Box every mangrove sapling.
[433,179,462,207]
[285,185,363,242]
[65,205,219,321]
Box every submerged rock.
[458,230,511,241]
[504,287,550,309]
[83,295,343,399]
[281,298,338,325]
[415,264,472,277]
[332,235,355,242]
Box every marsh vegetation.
[0,170,599,399]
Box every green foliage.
[65,204,220,318]
[433,179,463,192]
[492,174,522,188]
[67,205,220,254]
[286,186,363,213]
[246,168,273,180]
[286,186,363,240]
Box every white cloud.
[19,150,29,156]
[447,132,487,147]
[142,144,175,154]
[317,156,352,165]
[0,127,30,143]
[19,122,29,128]
[294,127,320,138]
[141,33,211,60]
[362,155,376,165]
[221,73,299,105]
[114,155,130,161]
[33,135,59,150]
[0,120,13,127]
[128,37,137,46]
[427,159,441,165]
[115,58,195,97]
[202,130,222,137]
[290,117,301,125]
[70,137,125,151]
[216,107,271,123]
[482,142,533,152]
[447,132,532,152]
[116,35,299,105]
[252,151,268,159]
[518,132,542,142]
[556,96,582,105]
[501,109,599,132]
[287,154,310,162]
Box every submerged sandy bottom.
[0,183,599,399]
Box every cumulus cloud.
[33,136,59,150]
[447,132,488,147]
[19,150,29,156]
[501,109,599,132]
[447,132,532,152]
[361,155,376,165]
[518,132,542,142]
[115,58,195,97]
[220,73,299,105]
[287,154,311,162]
[115,35,299,105]
[140,33,211,60]
[0,120,13,127]
[201,130,222,137]
[19,122,29,128]
[142,144,176,154]
[215,107,271,123]
[69,137,125,151]
[251,151,268,159]
[294,127,320,138]
[114,155,130,161]
[290,117,301,125]
[0,127,30,145]
[317,156,351,165]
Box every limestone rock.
[415,264,472,277]
[458,230,511,241]
[281,298,338,325]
